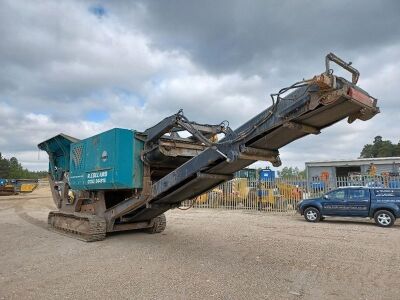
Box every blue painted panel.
[69,128,144,190]
[259,169,275,181]
[38,134,79,181]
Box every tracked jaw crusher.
[38,53,379,241]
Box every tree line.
[0,153,47,179]
[360,136,400,158]
[277,166,306,179]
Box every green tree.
[395,141,400,156]
[8,157,22,178]
[0,154,47,179]
[360,136,399,158]
[360,144,374,158]
[278,166,305,178]
[0,153,10,178]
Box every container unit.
[259,169,276,181]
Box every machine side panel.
[38,134,79,181]
[69,128,143,190]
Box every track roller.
[146,214,167,234]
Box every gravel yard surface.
[0,187,399,300]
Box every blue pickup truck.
[297,187,400,227]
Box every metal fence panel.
[181,175,400,213]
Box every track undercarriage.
[45,174,168,241]
[48,211,107,242]
[47,210,167,241]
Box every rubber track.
[147,214,166,234]
[48,211,107,242]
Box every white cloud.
[0,0,399,172]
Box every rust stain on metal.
[347,87,374,107]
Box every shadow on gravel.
[322,219,375,226]
[12,199,49,230]
[321,219,400,228]
[106,229,152,240]
[16,212,48,229]
[292,216,400,228]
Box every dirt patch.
[0,187,399,299]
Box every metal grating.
[72,145,84,169]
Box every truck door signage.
[376,199,400,203]
[374,189,400,197]
[374,189,400,201]
[324,204,346,210]
[347,205,368,211]
[324,204,367,211]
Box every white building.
[305,157,400,180]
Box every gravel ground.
[0,186,399,300]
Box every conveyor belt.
[124,75,379,223]
[123,75,378,223]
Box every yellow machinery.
[257,182,279,208]
[276,182,302,201]
[195,188,223,207]
[369,163,377,176]
[196,193,208,204]
[257,181,302,210]
[0,180,39,195]
[197,178,251,207]
[0,184,17,196]
[20,183,38,193]
[276,182,303,210]
[232,178,250,200]
[195,178,303,210]
[197,178,303,209]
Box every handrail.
[325,52,360,84]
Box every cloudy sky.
[0,0,399,171]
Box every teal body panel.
[37,134,79,181]
[69,128,144,190]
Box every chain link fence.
[181,175,400,213]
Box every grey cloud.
[109,0,400,74]
[0,0,399,171]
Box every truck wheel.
[304,207,321,223]
[374,210,395,227]
[146,214,167,234]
